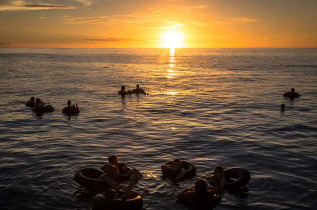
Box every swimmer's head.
[291,88,295,93]
[30,97,35,101]
[108,155,118,165]
[136,84,140,89]
[67,100,71,107]
[121,86,125,91]
[36,98,41,105]
[172,159,182,168]
[195,178,208,197]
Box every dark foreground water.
[0,48,316,210]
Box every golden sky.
[0,0,316,48]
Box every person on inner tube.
[103,175,137,201]
[177,178,219,202]
[102,155,142,180]
[118,86,131,96]
[162,159,187,180]
[25,97,35,107]
[210,165,250,192]
[99,164,120,189]
[283,88,300,98]
[35,98,45,106]
[131,84,146,95]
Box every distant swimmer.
[281,103,285,112]
[283,88,300,98]
[131,84,146,95]
[62,100,80,115]
[25,97,35,107]
[118,86,130,96]
[32,98,54,113]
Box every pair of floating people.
[25,97,54,113]
[74,157,250,209]
[74,155,143,209]
[62,100,80,115]
[25,97,80,116]
[161,160,250,208]
[118,84,146,96]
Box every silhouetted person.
[281,103,285,112]
[32,98,54,113]
[177,178,220,207]
[161,159,187,180]
[283,88,300,98]
[62,100,80,115]
[132,84,146,95]
[25,97,35,107]
[101,155,142,180]
[118,86,129,96]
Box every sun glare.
[160,30,186,48]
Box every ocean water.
[0,48,316,210]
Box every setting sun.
[160,30,186,48]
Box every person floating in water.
[25,97,35,107]
[177,178,220,208]
[209,165,250,193]
[32,98,54,113]
[118,86,130,96]
[102,175,138,201]
[99,164,120,189]
[62,100,80,115]
[101,155,143,181]
[283,88,300,98]
[131,84,146,95]
[161,159,187,180]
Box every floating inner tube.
[224,167,251,190]
[178,193,221,209]
[74,168,110,193]
[62,106,80,115]
[283,92,300,98]
[32,105,54,113]
[161,160,196,180]
[93,190,143,210]
[25,101,35,107]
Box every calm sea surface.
[0,48,316,210]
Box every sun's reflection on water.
[166,48,177,79]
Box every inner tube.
[74,168,111,192]
[223,167,251,190]
[62,106,80,115]
[93,190,143,210]
[283,92,300,98]
[178,194,221,209]
[161,161,196,180]
[25,101,35,107]
[32,105,54,113]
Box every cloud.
[63,16,109,24]
[229,17,258,23]
[0,42,13,47]
[74,0,95,6]
[0,0,78,11]
[83,38,140,42]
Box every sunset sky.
[0,0,316,48]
